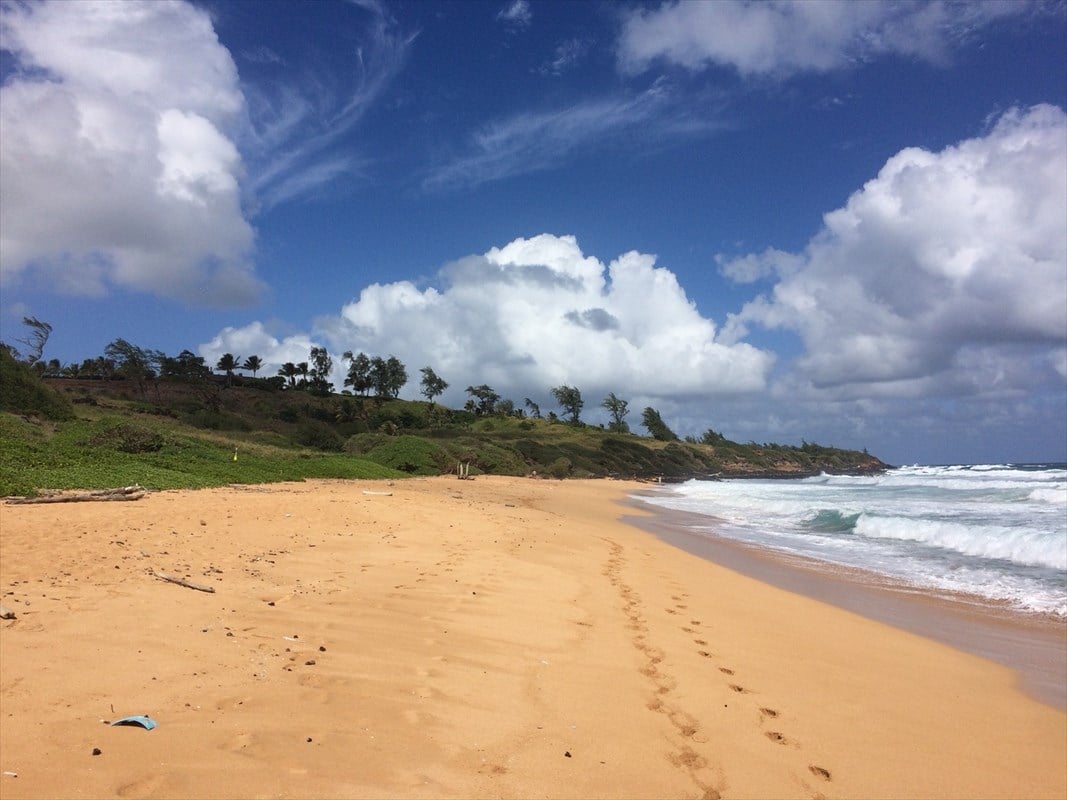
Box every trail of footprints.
[662,592,834,785]
[601,538,833,799]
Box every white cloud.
[425,82,717,189]
[497,1,532,29]
[722,104,1067,395]
[0,0,261,305]
[202,234,774,406]
[238,1,414,210]
[199,321,317,372]
[617,0,1026,77]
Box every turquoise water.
[640,464,1067,616]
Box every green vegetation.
[0,330,888,496]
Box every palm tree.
[297,361,309,388]
[242,355,263,378]
[216,353,240,386]
[277,362,298,387]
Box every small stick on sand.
[152,571,216,593]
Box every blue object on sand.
[109,715,157,730]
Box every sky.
[1,0,1065,466]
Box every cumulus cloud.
[202,234,774,406]
[721,104,1067,394]
[617,0,1026,77]
[0,0,262,305]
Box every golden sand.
[1,477,1064,799]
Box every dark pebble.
[318,645,326,652]
[305,660,316,666]
[306,737,313,743]
[564,751,571,758]
[91,748,102,756]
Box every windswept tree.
[641,406,678,441]
[104,338,163,397]
[241,355,263,378]
[370,355,407,398]
[601,392,630,433]
[161,350,210,381]
[550,384,583,425]
[344,352,374,395]
[308,347,333,395]
[465,384,500,416]
[297,361,309,386]
[216,353,240,386]
[15,316,52,365]
[419,366,448,405]
[524,397,542,419]
[384,356,407,398]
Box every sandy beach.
[1,476,1064,800]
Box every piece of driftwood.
[361,490,393,496]
[152,571,216,593]
[0,605,16,620]
[6,485,146,505]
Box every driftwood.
[361,490,393,496]
[152,571,216,593]
[0,605,16,620]
[6,485,146,505]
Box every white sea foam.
[641,463,1067,616]
[853,515,1067,570]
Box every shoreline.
[2,476,1065,799]
[623,494,1067,711]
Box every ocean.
[639,463,1067,618]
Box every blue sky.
[1,0,1065,466]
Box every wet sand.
[1,477,1065,799]
[624,496,1067,710]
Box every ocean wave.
[1028,486,1067,505]
[854,515,1067,570]
[802,509,860,533]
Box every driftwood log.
[152,571,216,593]
[6,485,146,505]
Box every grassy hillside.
[0,368,888,496]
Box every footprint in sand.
[718,667,734,675]
[697,650,712,658]
[809,765,832,781]
[728,684,749,694]
[694,638,708,646]
[764,731,791,745]
[759,707,779,719]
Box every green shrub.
[0,349,74,420]
[88,421,164,453]
[363,435,448,475]
[295,421,344,451]
[546,456,572,478]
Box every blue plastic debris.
[109,715,157,730]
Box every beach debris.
[91,748,102,756]
[151,570,216,593]
[304,659,316,666]
[457,461,472,480]
[6,484,146,505]
[361,490,393,496]
[564,751,572,758]
[2,771,16,778]
[110,715,157,731]
[0,605,16,620]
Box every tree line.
[2,317,699,442]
